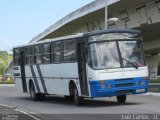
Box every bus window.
[35,45,43,64]
[118,41,144,67]
[89,42,120,69]
[43,44,51,64]
[62,40,76,62]
[52,42,61,63]
[25,46,34,65]
[14,49,20,65]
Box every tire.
[65,95,73,101]
[117,95,127,104]
[73,86,83,106]
[30,82,45,101]
[40,94,46,101]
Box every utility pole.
[105,0,109,29]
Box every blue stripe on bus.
[89,77,149,98]
[30,65,41,93]
[36,64,48,94]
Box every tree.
[0,51,13,75]
[0,62,5,75]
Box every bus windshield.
[89,33,144,69]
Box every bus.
[13,29,149,105]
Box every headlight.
[141,81,146,86]
[136,82,141,86]
[102,84,112,89]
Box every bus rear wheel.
[73,86,83,106]
[117,95,126,104]
[30,82,45,101]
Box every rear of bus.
[86,30,149,103]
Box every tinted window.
[44,44,51,53]
[35,45,43,54]
[52,42,61,63]
[43,44,51,64]
[25,47,34,65]
[35,45,43,64]
[63,40,76,62]
[14,49,20,65]
[14,49,20,57]
[26,47,34,55]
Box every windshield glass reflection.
[118,41,143,68]
[88,33,144,70]
[90,42,120,69]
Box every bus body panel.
[14,66,24,92]
[22,63,81,96]
[15,78,24,92]
[88,67,148,80]
[87,66,149,98]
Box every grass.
[0,80,15,84]
[149,79,160,83]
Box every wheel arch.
[29,79,34,93]
[69,80,76,96]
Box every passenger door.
[77,42,89,96]
[20,49,27,92]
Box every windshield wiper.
[122,58,138,69]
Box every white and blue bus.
[13,29,149,105]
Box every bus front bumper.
[89,78,148,98]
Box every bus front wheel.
[74,86,83,106]
[117,95,127,104]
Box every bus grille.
[115,78,133,81]
[115,83,133,88]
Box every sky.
[0,0,94,53]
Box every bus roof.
[14,33,84,48]
[84,29,141,36]
[14,29,141,48]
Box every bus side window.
[25,46,34,65]
[35,45,43,64]
[52,42,61,63]
[62,40,76,63]
[14,48,20,66]
[43,43,51,64]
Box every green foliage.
[0,51,13,75]
[0,80,15,84]
[0,64,5,75]
[149,79,160,83]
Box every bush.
[0,80,15,84]
[149,79,160,83]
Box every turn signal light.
[142,77,147,80]
[100,80,105,85]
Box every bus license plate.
[136,89,145,93]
